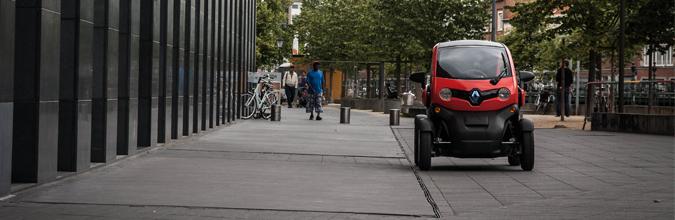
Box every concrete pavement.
[0,105,672,219]
[393,115,673,219]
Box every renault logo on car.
[470,89,481,104]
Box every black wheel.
[418,132,432,171]
[414,127,419,165]
[508,155,520,166]
[519,131,534,171]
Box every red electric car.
[410,40,536,171]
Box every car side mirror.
[519,71,535,83]
[410,72,426,84]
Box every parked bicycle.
[534,87,556,114]
[241,74,277,119]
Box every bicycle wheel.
[241,93,256,119]
[259,95,273,119]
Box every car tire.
[508,155,520,166]
[519,131,534,171]
[414,127,420,165]
[418,132,432,171]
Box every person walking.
[556,60,573,117]
[283,65,299,108]
[306,61,325,120]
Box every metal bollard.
[271,104,282,121]
[340,107,350,124]
[389,109,400,126]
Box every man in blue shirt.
[306,61,324,120]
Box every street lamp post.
[276,38,284,106]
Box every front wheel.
[519,131,535,171]
[241,93,256,119]
[418,132,432,171]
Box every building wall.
[0,0,257,196]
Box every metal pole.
[366,64,371,98]
[491,0,497,41]
[560,39,565,121]
[648,45,653,114]
[617,0,625,113]
[378,62,385,99]
[575,60,580,115]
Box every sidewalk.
[0,106,435,219]
[0,106,672,219]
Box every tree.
[256,0,293,69]
[294,0,489,68]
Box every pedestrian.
[556,60,573,117]
[283,65,299,108]
[306,61,325,120]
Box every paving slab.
[17,151,433,217]
[5,106,436,219]
[393,115,674,219]
[182,107,404,158]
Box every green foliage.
[503,0,674,71]
[256,0,294,69]
[294,0,489,68]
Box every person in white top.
[283,65,299,108]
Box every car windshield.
[436,46,510,79]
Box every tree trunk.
[586,50,596,116]
[395,56,401,99]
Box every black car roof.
[437,40,504,48]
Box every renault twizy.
[410,40,536,171]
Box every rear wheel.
[519,131,534,171]
[414,127,420,165]
[418,132,432,171]
[260,96,272,119]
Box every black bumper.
[429,104,518,158]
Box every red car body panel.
[422,43,526,111]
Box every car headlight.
[439,88,452,101]
[498,88,510,100]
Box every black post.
[0,0,15,195]
[648,45,653,114]
[58,0,90,172]
[182,0,192,136]
[192,0,200,134]
[395,56,401,98]
[202,0,209,130]
[560,39,565,121]
[366,64,371,98]
[586,50,596,117]
[170,0,180,139]
[378,62,385,99]
[158,0,168,142]
[617,0,625,113]
[138,0,153,147]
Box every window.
[292,4,299,9]
[642,45,673,67]
[436,46,511,80]
[497,10,504,31]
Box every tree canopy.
[294,0,489,68]
[501,0,674,71]
[256,0,294,69]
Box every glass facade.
[0,0,256,196]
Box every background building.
[0,0,256,197]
